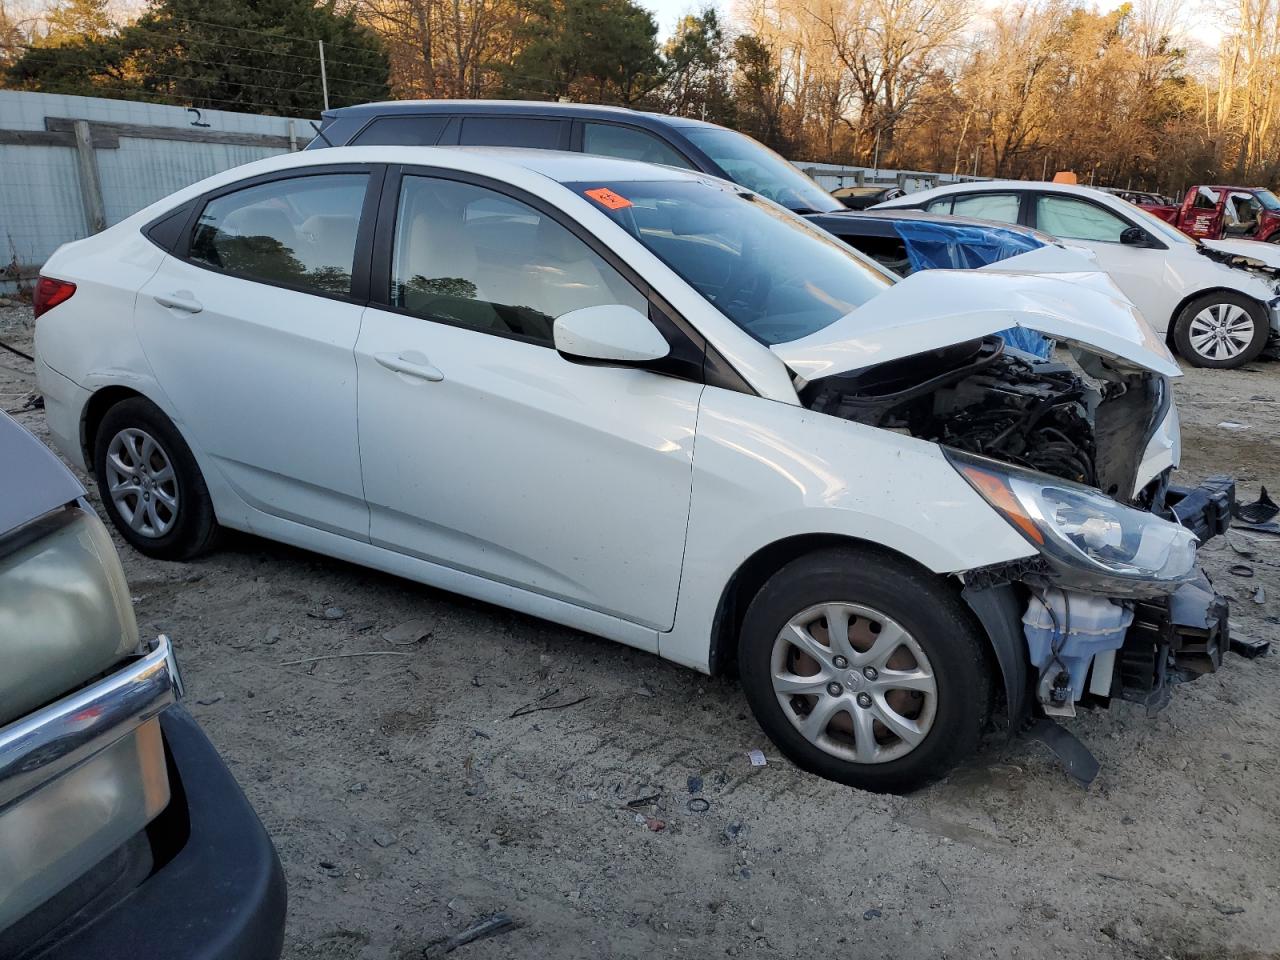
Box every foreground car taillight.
[32,276,76,318]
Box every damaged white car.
[877,180,1280,369]
[34,149,1248,792]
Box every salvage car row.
[7,100,1275,956]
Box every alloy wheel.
[1187,302,1256,362]
[770,602,938,764]
[104,427,179,538]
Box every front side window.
[390,175,647,344]
[679,126,843,213]
[1254,189,1280,211]
[582,123,695,169]
[569,178,893,345]
[1035,196,1128,242]
[189,174,367,296]
[949,193,1020,224]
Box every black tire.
[1172,291,1269,369]
[93,397,219,560]
[738,547,991,793]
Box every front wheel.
[1172,292,1269,369]
[738,548,991,793]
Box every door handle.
[153,291,203,314]
[374,351,444,382]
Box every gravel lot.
[3,301,1278,960]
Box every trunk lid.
[770,268,1180,385]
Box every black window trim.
[368,163,753,394]
[570,118,699,171]
[1030,191,1168,250]
[164,162,387,306]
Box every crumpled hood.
[1201,237,1280,270]
[771,268,1181,384]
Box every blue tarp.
[892,220,1053,358]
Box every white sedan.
[877,179,1280,369]
[35,147,1234,791]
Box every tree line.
[2,0,1279,192]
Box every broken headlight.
[949,450,1198,597]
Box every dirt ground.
[3,301,1279,960]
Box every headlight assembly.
[949,450,1199,596]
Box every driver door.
[354,172,704,635]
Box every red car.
[1139,185,1280,242]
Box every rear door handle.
[374,351,444,382]
[153,291,203,314]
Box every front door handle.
[374,351,444,382]
[153,291,203,314]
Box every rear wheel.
[738,547,991,793]
[1172,292,1269,368]
[93,397,219,560]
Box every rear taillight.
[33,276,76,318]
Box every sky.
[640,0,723,40]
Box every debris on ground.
[430,913,519,956]
[747,749,767,766]
[383,618,432,645]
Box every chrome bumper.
[0,634,181,807]
[0,635,181,932]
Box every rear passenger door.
[135,166,378,539]
[353,168,703,636]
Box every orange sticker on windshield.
[585,187,633,210]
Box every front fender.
[664,388,1036,671]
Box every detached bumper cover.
[37,706,286,960]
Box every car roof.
[447,146,712,183]
[878,178,1128,208]
[322,99,719,132]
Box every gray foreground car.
[0,412,285,959]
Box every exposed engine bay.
[801,335,1159,500]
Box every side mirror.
[1120,226,1152,247]
[553,304,670,365]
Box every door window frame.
[1029,191,1167,249]
[367,163,751,391]
[154,163,386,305]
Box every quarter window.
[189,174,367,296]
[582,123,695,169]
[352,116,448,146]
[949,193,1020,223]
[390,176,648,344]
[1035,196,1128,242]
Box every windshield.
[679,127,844,214]
[569,179,893,345]
[1254,189,1280,211]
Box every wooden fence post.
[72,119,107,234]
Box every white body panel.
[876,180,1280,336]
[135,257,369,540]
[354,305,701,633]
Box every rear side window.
[949,193,1020,223]
[352,116,448,146]
[459,117,563,149]
[189,174,367,296]
[582,123,695,169]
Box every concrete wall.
[0,91,315,291]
